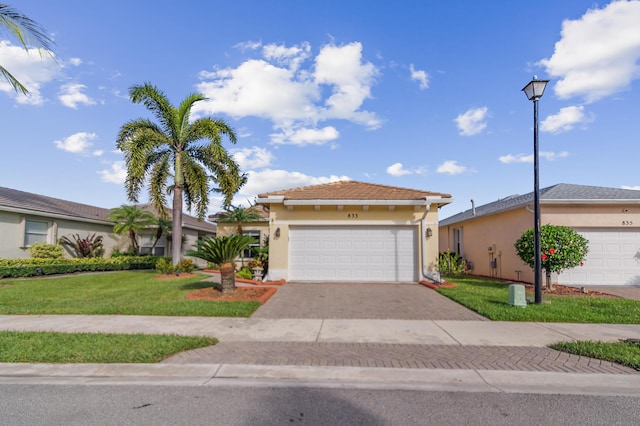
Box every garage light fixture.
[426,228,433,238]
[275,227,281,238]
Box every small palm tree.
[187,235,256,293]
[0,4,55,94]
[217,204,263,234]
[108,205,157,254]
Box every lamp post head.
[522,76,549,101]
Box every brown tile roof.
[259,180,451,201]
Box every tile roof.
[208,204,269,222]
[258,180,451,201]
[0,186,215,232]
[0,186,112,222]
[440,183,640,226]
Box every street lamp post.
[522,76,549,305]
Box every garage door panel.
[289,225,418,282]
[558,229,640,286]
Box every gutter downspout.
[420,198,442,283]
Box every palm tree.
[187,235,256,293]
[0,4,55,94]
[108,205,157,254]
[217,204,263,234]
[117,83,244,266]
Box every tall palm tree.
[0,4,55,94]
[108,205,157,254]
[117,83,244,265]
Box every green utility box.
[508,284,527,307]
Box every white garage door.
[289,225,418,282]
[557,229,640,286]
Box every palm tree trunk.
[172,185,183,266]
[219,262,236,293]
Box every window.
[24,219,49,247]
[242,230,260,258]
[139,234,165,256]
[453,228,463,256]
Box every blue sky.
[2,0,640,219]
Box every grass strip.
[0,331,217,363]
[438,275,640,323]
[0,270,260,317]
[550,340,640,371]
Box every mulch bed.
[522,283,619,298]
[185,286,276,304]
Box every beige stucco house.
[256,181,452,282]
[439,183,640,286]
[0,186,216,263]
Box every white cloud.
[499,151,568,164]
[232,146,274,169]
[69,58,82,66]
[538,1,640,103]
[541,105,590,133]
[271,126,339,146]
[98,161,127,184]
[195,41,381,146]
[436,160,467,175]
[454,106,488,136]
[409,64,429,89]
[0,41,60,104]
[386,162,426,177]
[53,132,100,155]
[235,40,262,51]
[262,42,311,71]
[220,169,350,209]
[58,83,96,109]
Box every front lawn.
[438,275,640,323]
[0,271,260,317]
[0,331,217,363]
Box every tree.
[0,4,55,94]
[117,83,244,266]
[187,235,256,293]
[108,205,157,254]
[514,224,589,290]
[216,204,262,234]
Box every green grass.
[550,340,640,371]
[0,270,260,317]
[0,331,217,363]
[438,275,640,323]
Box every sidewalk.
[1,314,639,394]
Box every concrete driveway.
[252,282,487,320]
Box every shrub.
[176,259,195,273]
[155,257,174,274]
[515,224,589,289]
[29,242,64,259]
[0,256,157,278]
[236,267,252,280]
[438,251,469,275]
[59,233,105,258]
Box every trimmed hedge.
[0,256,158,278]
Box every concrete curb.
[1,363,639,395]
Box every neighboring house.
[208,204,269,268]
[256,180,452,282]
[438,183,640,286]
[0,187,216,263]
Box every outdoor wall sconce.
[426,228,433,238]
[275,227,281,238]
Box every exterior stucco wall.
[56,219,122,258]
[438,202,640,284]
[266,203,441,281]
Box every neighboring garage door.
[289,225,418,282]
[557,228,640,286]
